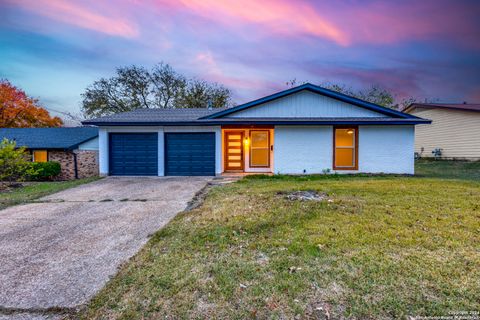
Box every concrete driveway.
[0,176,211,319]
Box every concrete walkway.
[0,176,211,319]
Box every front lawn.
[415,159,480,181]
[82,174,479,319]
[0,177,100,210]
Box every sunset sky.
[1,0,479,116]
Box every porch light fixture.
[244,136,250,145]
[347,129,354,135]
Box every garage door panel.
[109,133,158,176]
[165,133,215,176]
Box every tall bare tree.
[82,63,232,118]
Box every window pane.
[228,141,241,147]
[251,149,269,166]
[228,135,241,140]
[33,150,47,163]
[251,131,268,148]
[335,148,354,167]
[335,129,354,147]
[229,162,242,167]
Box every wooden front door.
[224,131,244,171]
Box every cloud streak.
[4,0,138,38]
[159,0,349,45]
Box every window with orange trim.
[33,150,48,162]
[250,130,270,167]
[333,127,358,170]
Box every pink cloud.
[325,1,480,47]
[5,0,138,38]
[193,51,264,89]
[159,0,349,45]
[189,51,281,103]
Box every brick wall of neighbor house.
[48,151,76,180]
[48,150,99,180]
[74,150,99,179]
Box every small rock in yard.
[279,190,328,202]
[288,266,302,273]
[256,252,269,265]
[239,283,248,289]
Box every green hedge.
[28,162,61,181]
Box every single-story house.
[82,83,430,176]
[0,127,99,180]
[403,103,480,160]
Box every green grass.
[415,159,480,181]
[0,177,100,210]
[81,164,479,319]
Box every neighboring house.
[82,83,430,176]
[403,103,480,160]
[0,127,99,180]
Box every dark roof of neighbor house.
[82,83,431,126]
[0,127,98,150]
[403,103,480,113]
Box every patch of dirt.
[278,190,329,202]
[0,182,24,193]
[184,182,215,212]
[184,177,242,212]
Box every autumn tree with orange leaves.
[0,80,63,128]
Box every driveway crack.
[0,305,77,317]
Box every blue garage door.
[109,133,158,176]
[165,133,215,176]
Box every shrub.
[27,162,61,181]
[0,138,36,184]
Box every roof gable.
[202,83,417,120]
[225,90,387,118]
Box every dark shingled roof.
[0,127,98,150]
[83,108,228,124]
[83,114,431,126]
[404,103,480,113]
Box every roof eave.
[83,119,431,126]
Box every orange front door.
[224,131,244,171]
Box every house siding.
[229,91,387,118]
[408,108,480,160]
[274,126,333,174]
[358,126,414,174]
[78,137,99,151]
[274,125,414,174]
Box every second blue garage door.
[165,133,216,176]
